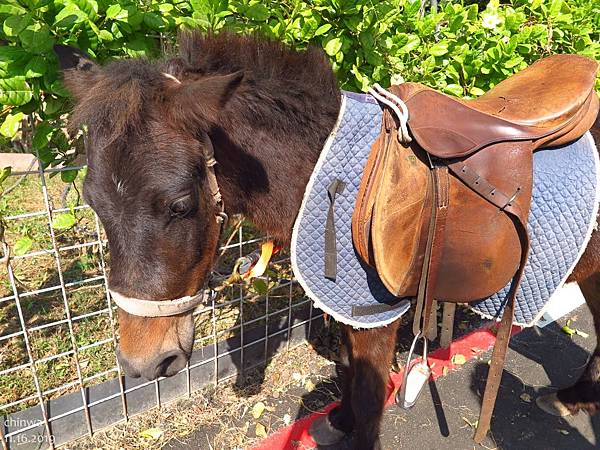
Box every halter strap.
[109,289,209,317]
[202,135,228,227]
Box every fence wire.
[0,159,320,449]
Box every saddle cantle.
[351,54,599,442]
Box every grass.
[0,168,307,418]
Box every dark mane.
[170,32,340,143]
[69,32,340,151]
[175,31,337,93]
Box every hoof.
[309,414,347,446]
[536,392,573,417]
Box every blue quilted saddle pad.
[291,91,599,328]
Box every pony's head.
[54,44,243,380]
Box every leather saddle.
[351,54,599,442]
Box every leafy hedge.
[0,0,599,168]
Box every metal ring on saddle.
[367,84,412,144]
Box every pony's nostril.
[150,350,188,379]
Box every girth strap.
[439,302,456,349]
[351,299,409,317]
[450,161,530,443]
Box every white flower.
[481,12,502,30]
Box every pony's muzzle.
[116,347,141,378]
[117,348,189,380]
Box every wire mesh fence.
[0,158,321,449]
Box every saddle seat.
[395,54,599,158]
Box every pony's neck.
[211,90,341,244]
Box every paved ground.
[373,308,599,450]
[166,303,599,450]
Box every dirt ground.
[62,324,341,450]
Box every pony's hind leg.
[537,230,600,416]
[553,271,600,415]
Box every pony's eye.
[169,195,192,217]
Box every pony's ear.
[53,44,101,100]
[170,71,244,126]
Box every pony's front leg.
[347,320,400,450]
[310,320,400,449]
[310,326,356,445]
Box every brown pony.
[54,33,600,450]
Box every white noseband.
[109,289,208,317]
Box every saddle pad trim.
[291,95,410,328]
[469,131,600,326]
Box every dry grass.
[63,340,337,450]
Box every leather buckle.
[500,187,522,211]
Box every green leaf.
[143,12,163,31]
[529,0,543,10]
[0,3,27,15]
[429,42,449,56]
[61,169,78,183]
[32,122,54,149]
[324,37,343,56]
[252,278,268,295]
[0,112,23,138]
[561,324,574,336]
[72,0,98,20]
[54,4,87,26]
[3,14,32,37]
[37,146,56,169]
[504,56,524,69]
[52,212,77,230]
[105,4,124,19]
[19,25,55,54]
[1,77,32,106]
[158,3,173,14]
[244,3,270,21]
[125,6,143,28]
[314,23,332,36]
[399,35,420,54]
[0,166,11,185]
[24,56,47,78]
[14,237,33,256]
[98,29,113,41]
[444,84,464,97]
